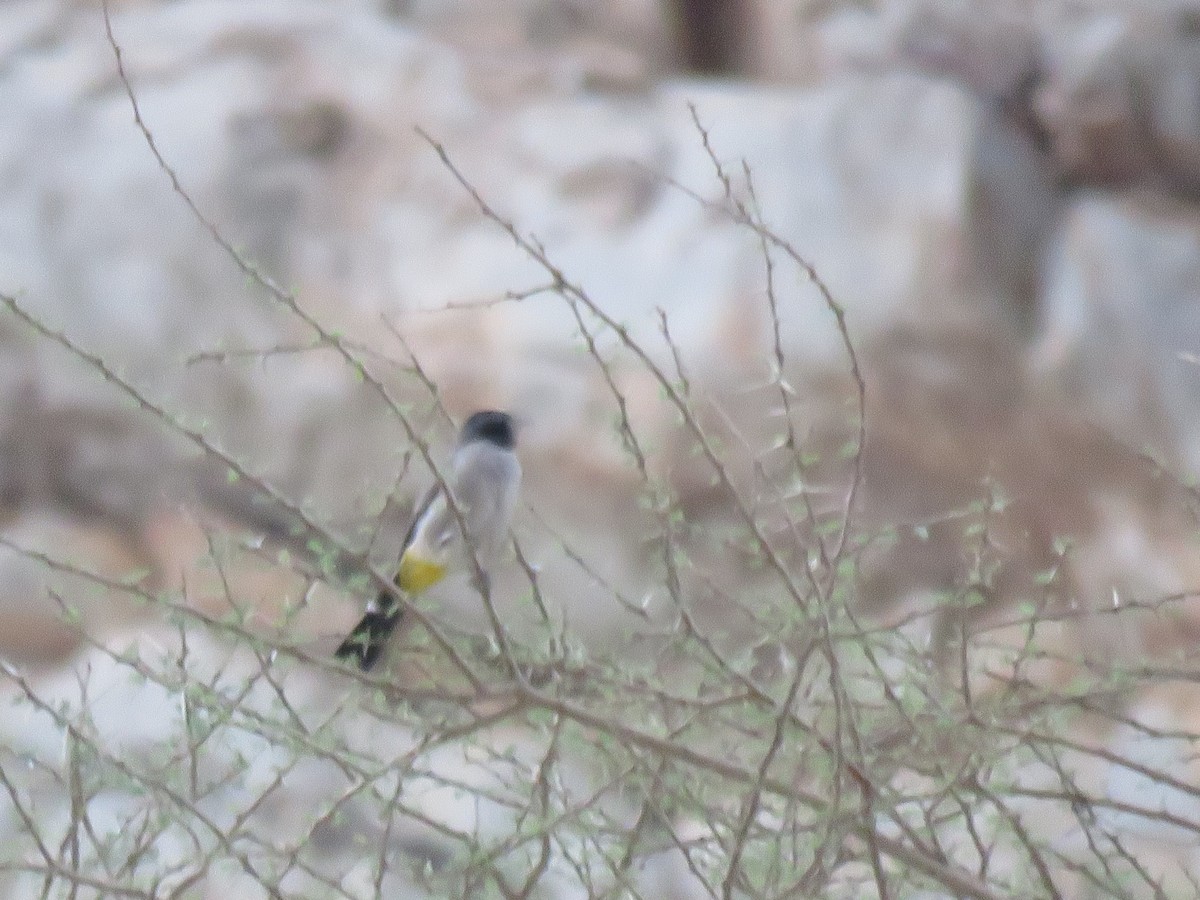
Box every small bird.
[335,410,521,671]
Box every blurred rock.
[853,324,1200,671]
[818,0,1041,106]
[1035,3,1200,193]
[395,0,669,87]
[806,1,1200,195]
[0,514,150,668]
[1,0,1055,371]
[1035,190,1200,470]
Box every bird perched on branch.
[335,410,521,671]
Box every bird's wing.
[400,482,443,553]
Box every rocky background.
[3,0,1200,895]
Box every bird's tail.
[334,591,402,671]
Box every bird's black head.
[460,410,516,449]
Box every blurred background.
[4,0,1200,893]
[2,0,1199,663]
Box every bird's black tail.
[334,591,402,671]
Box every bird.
[335,410,521,671]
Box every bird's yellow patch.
[396,551,447,594]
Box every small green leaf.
[120,567,152,585]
